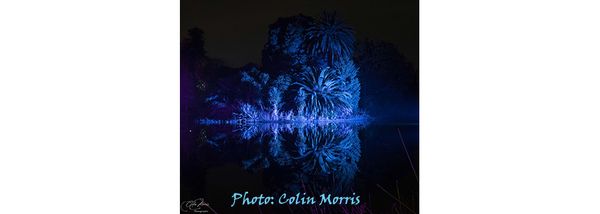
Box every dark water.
[181,122,418,214]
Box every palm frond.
[305,11,355,64]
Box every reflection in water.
[201,122,362,194]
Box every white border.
[2,0,600,213]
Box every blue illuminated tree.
[305,12,355,64]
[293,61,360,119]
[267,75,292,117]
[331,60,360,111]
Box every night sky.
[181,0,418,68]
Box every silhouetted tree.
[356,40,418,122]
[181,28,208,125]
[184,28,206,58]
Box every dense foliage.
[182,12,416,123]
[183,12,363,123]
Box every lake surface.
[181,122,419,213]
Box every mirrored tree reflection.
[201,122,362,194]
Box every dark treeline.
[181,12,418,124]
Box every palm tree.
[305,12,355,64]
[294,66,354,118]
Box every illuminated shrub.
[234,103,260,122]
